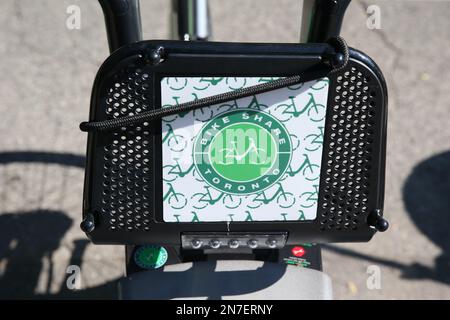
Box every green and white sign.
[161,77,329,222]
[193,109,292,195]
[134,245,168,269]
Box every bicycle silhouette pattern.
[161,77,329,222]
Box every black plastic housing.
[82,40,388,245]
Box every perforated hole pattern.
[100,65,153,232]
[319,63,379,231]
[96,61,380,232]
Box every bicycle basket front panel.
[161,77,329,222]
[82,41,387,245]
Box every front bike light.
[181,233,288,250]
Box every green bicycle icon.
[193,77,225,90]
[310,78,329,90]
[166,77,188,91]
[300,185,319,208]
[162,159,203,182]
[287,83,304,90]
[216,138,270,166]
[246,95,269,111]
[217,99,239,113]
[290,134,301,151]
[217,95,269,114]
[163,182,187,209]
[191,186,242,209]
[162,124,187,152]
[304,126,324,152]
[170,212,203,222]
[226,77,247,90]
[273,93,325,122]
[281,154,320,181]
[247,182,296,209]
[185,93,214,122]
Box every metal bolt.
[148,46,165,65]
[191,239,203,249]
[247,239,258,249]
[229,239,239,249]
[80,213,95,233]
[266,239,277,249]
[209,239,221,249]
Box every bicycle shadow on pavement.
[0,151,120,299]
[0,207,286,299]
[402,150,450,284]
[323,150,450,286]
[119,261,288,300]
[0,209,119,299]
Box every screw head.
[247,239,258,249]
[148,47,165,65]
[209,239,221,249]
[368,209,389,232]
[229,239,240,249]
[191,239,203,249]
[266,239,277,249]
[80,214,95,233]
[149,51,161,65]
[331,53,345,69]
[376,218,389,232]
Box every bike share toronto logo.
[194,109,292,195]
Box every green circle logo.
[194,109,292,195]
[134,245,168,269]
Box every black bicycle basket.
[80,39,388,247]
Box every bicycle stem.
[302,0,351,43]
[98,0,143,53]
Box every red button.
[291,246,306,257]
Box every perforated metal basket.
[81,41,388,245]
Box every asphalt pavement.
[0,0,449,299]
